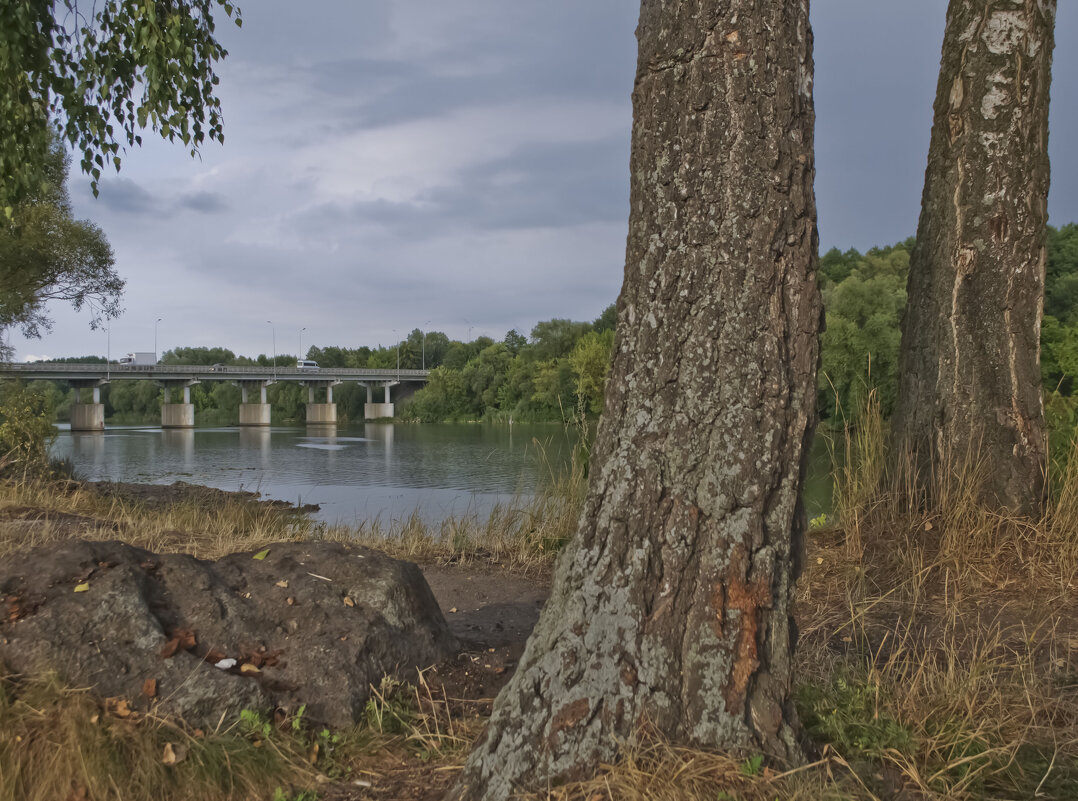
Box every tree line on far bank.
[29,222,1078,439]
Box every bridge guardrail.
[0,364,429,380]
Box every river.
[51,422,834,526]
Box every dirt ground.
[326,562,551,801]
[418,560,549,707]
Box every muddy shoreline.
[83,479,323,514]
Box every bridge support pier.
[70,382,107,431]
[161,382,197,428]
[305,381,339,426]
[238,381,272,426]
[363,380,396,419]
[71,403,105,431]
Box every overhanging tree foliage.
[453,0,820,796]
[893,0,1055,515]
[1,0,241,211]
[0,133,122,359]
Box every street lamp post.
[422,319,431,370]
[267,320,276,380]
[154,317,162,364]
[392,328,400,380]
[299,327,306,361]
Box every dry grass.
[0,663,498,801]
[0,670,314,801]
[345,438,585,575]
[793,394,1078,800]
[0,456,581,573]
[515,398,1078,801]
[2,416,1077,799]
[0,477,333,560]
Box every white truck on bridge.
[118,352,156,366]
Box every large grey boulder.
[0,540,456,727]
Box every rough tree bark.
[452,2,819,798]
[892,0,1055,515]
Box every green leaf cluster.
[796,676,914,758]
[818,240,911,422]
[0,0,241,208]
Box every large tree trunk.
[452,2,819,798]
[892,0,1055,516]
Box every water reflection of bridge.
[0,363,429,430]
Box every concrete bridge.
[0,363,429,430]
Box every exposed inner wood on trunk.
[893,0,1054,516]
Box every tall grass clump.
[0,670,309,801]
[799,390,1078,800]
[0,477,331,561]
[828,385,886,556]
[0,666,498,801]
[348,432,588,572]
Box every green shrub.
[0,380,56,475]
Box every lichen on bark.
[450,2,820,799]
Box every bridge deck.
[0,364,429,382]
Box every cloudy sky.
[11,1,1078,362]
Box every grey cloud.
[430,137,630,230]
[291,2,636,132]
[288,136,629,242]
[93,178,159,215]
[179,191,229,214]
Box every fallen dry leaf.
[275,580,288,588]
[204,648,227,663]
[448,607,458,613]
[342,596,355,607]
[4,595,28,623]
[252,548,270,561]
[173,628,197,649]
[142,678,157,698]
[286,596,295,605]
[106,697,133,718]
[260,649,282,667]
[73,582,90,593]
[159,638,180,659]
[162,742,188,766]
[240,663,261,675]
